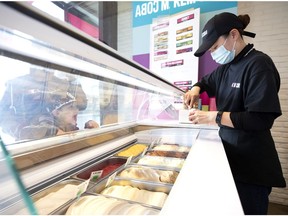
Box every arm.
[184,86,201,109]
[189,110,276,131]
[184,67,221,109]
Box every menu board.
[150,8,200,93]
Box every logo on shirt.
[231,83,240,88]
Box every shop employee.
[184,12,286,215]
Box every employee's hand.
[189,109,217,125]
[184,86,200,109]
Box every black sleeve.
[193,65,227,97]
[230,112,276,131]
[192,82,205,93]
[193,79,215,96]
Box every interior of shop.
[0,1,287,215]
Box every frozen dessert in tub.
[65,195,160,215]
[137,155,185,169]
[17,180,82,215]
[118,165,179,184]
[100,185,167,208]
[152,144,190,152]
[74,157,126,182]
[146,150,188,159]
[115,143,147,157]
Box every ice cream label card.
[90,170,103,182]
[149,139,157,149]
[141,147,148,157]
[105,172,117,188]
[75,179,90,198]
[125,156,133,167]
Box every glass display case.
[0,1,181,213]
[0,2,243,215]
[0,2,183,143]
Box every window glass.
[0,7,180,145]
[0,55,179,145]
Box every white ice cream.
[101,185,167,208]
[65,195,160,215]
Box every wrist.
[215,111,223,127]
[190,86,201,94]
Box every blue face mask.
[211,39,236,64]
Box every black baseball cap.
[194,12,256,57]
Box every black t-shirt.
[198,44,286,187]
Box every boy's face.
[55,103,79,131]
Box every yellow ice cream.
[116,144,147,157]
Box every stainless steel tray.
[116,164,179,184]
[134,155,185,169]
[55,193,161,215]
[25,179,83,215]
[113,143,150,158]
[87,177,171,208]
[70,156,127,184]
[145,149,188,159]
[151,143,191,152]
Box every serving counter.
[159,126,243,215]
[1,123,243,215]
[0,2,243,215]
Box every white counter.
[160,128,244,215]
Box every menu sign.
[150,8,200,90]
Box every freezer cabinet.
[1,124,243,215]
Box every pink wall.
[67,13,99,39]
[198,51,219,106]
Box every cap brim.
[194,39,216,57]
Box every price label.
[90,170,103,182]
[105,171,117,188]
[141,147,148,156]
[150,140,155,149]
[75,179,90,198]
[125,156,132,167]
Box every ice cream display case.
[0,2,243,215]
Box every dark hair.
[238,14,250,29]
[238,14,250,37]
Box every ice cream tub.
[145,149,188,159]
[71,157,127,183]
[117,164,179,184]
[134,155,185,169]
[20,179,84,215]
[152,143,191,152]
[56,193,161,215]
[114,143,149,158]
[88,177,171,208]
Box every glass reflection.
[0,58,99,144]
[0,55,179,145]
